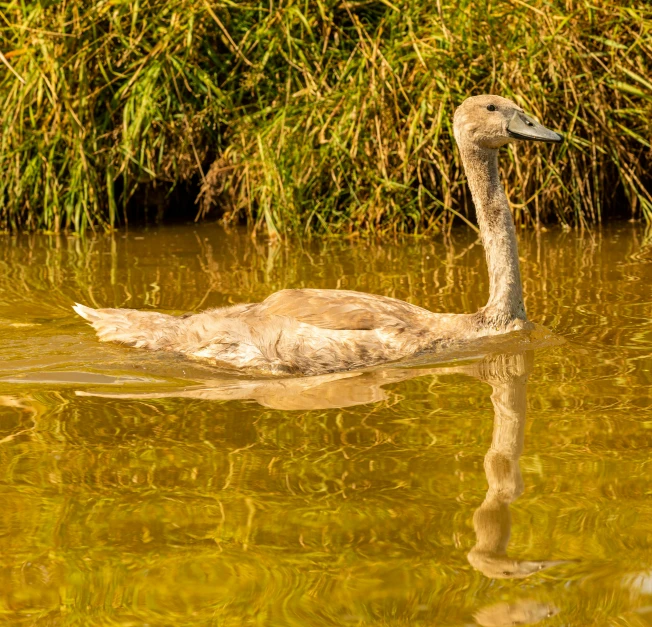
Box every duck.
[74,95,563,376]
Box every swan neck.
[460,144,526,324]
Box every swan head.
[454,95,563,150]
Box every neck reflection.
[465,351,568,627]
[467,352,567,579]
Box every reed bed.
[0,0,650,234]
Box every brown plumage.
[73,290,458,375]
[74,329,563,410]
[74,95,563,376]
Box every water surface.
[0,224,651,626]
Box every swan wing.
[257,288,431,331]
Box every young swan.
[74,95,562,376]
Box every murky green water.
[0,224,651,626]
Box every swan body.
[73,290,493,375]
[74,95,562,376]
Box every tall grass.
[0,0,650,234]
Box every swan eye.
[487,104,497,112]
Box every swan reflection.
[473,600,558,627]
[75,342,567,625]
[75,366,442,409]
[465,351,569,627]
[467,352,568,579]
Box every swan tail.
[73,303,179,350]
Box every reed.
[0,0,650,234]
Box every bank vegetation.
[0,0,650,235]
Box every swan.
[74,95,562,376]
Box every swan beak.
[507,111,563,143]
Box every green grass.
[0,0,651,234]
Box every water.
[0,224,651,626]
